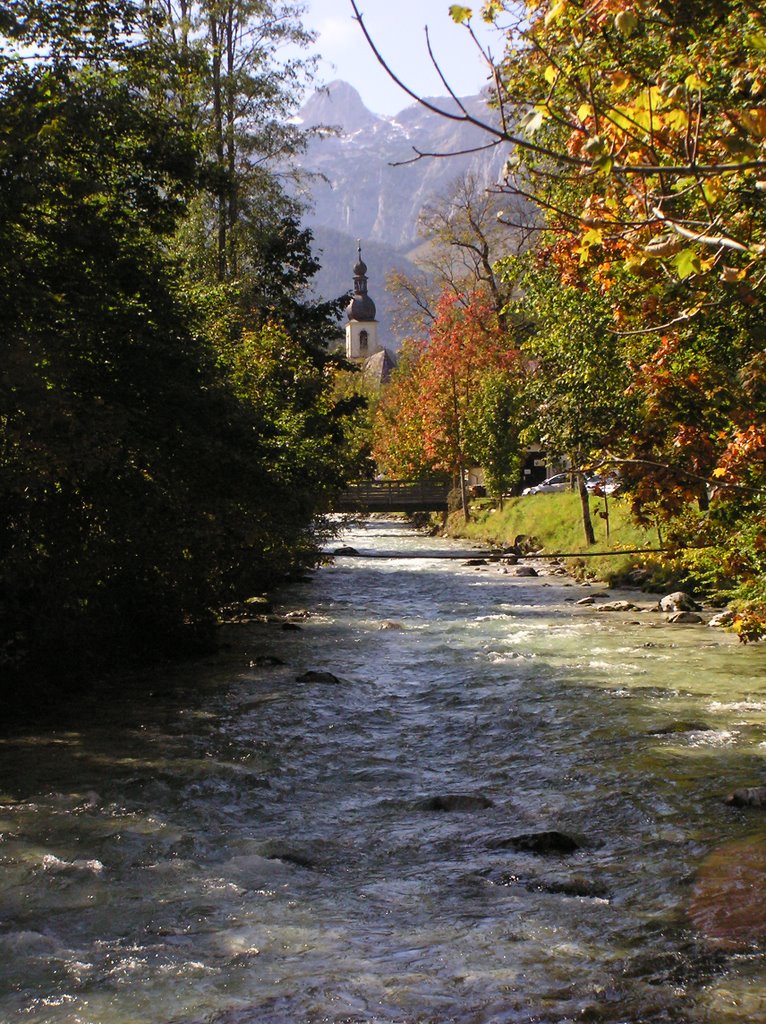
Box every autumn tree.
[355,0,766,624]
[373,292,524,519]
[372,341,433,479]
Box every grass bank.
[444,492,668,588]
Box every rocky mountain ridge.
[294,81,508,342]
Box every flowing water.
[3,520,766,1024]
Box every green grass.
[445,492,665,586]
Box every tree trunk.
[459,462,470,523]
[577,472,596,545]
[224,1,238,279]
[210,15,226,281]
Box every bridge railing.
[335,479,450,512]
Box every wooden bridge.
[335,479,450,513]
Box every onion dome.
[346,242,376,322]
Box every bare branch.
[651,207,752,253]
[425,26,468,115]
[390,140,503,167]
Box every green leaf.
[745,33,766,53]
[545,1,567,27]
[449,5,472,23]
[592,152,613,176]
[674,248,702,280]
[481,0,502,21]
[614,10,638,37]
[520,104,550,134]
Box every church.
[344,244,397,386]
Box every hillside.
[295,81,510,343]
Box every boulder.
[418,794,494,812]
[507,566,538,578]
[725,786,766,808]
[576,596,596,606]
[689,834,766,946]
[659,591,701,613]
[296,670,343,685]
[595,600,637,612]
[249,655,284,667]
[463,558,488,566]
[334,546,360,556]
[666,611,704,624]
[490,830,581,856]
[526,875,610,899]
[378,620,404,630]
[262,844,316,870]
[709,610,736,628]
[648,721,713,735]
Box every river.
[3,519,766,1024]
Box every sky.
[297,1,501,116]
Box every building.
[345,244,397,386]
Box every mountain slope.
[295,81,510,343]
[296,81,507,252]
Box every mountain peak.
[298,80,383,134]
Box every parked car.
[521,473,570,496]
[586,472,621,496]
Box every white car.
[521,473,570,496]
[586,472,621,496]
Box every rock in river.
[724,786,766,808]
[296,670,343,685]
[659,591,701,612]
[666,611,704,624]
[709,610,736,628]
[417,794,495,812]
[689,834,766,946]
[648,721,713,735]
[489,830,581,856]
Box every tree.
[373,291,523,520]
[499,254,635,544]
[0,1,359,688]
[154,0,316,283]
[388,172,529,335]
[464,367,528,505]
[352,0,766,282]
[372,342,433,479]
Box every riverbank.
[440,491,678,591]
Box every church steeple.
[346,241,377,323]
[345,242,380,362]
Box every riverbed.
[2,519,766,1023]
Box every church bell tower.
[345,243,381,361]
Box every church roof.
[362,348,397,387]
